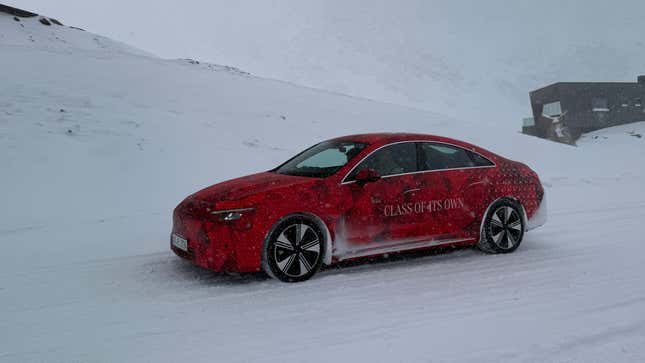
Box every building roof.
[531,79,645,94]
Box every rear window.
[467,150,494,167]
[420,143,493,170]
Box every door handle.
[403,188,421,195]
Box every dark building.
[526,76,645,144]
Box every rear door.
[340,142,421,253]
[411,142,495,241]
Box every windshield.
[274,140,367,178]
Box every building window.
[542,101,562,117]
[592,97,609,112]
[635,98,642,108]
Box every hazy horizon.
[9,0,645,123]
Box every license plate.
[172,234,188,251]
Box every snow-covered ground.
[2,12,645,362]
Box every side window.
[347,142,417,180]
[467,150,494,167]
[420,143,480,170]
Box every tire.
[478,198,525,254]
[262,215,325,282]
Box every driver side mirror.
[354,168,381,185]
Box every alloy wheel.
[272,223,321,278]
[489,206,522,250]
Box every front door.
[338,142,420,258]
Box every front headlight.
[210,207,255,221]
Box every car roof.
[329,133,499,160]
[331,132,464,146]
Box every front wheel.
[262,216,325,282]
[478,198,525,253]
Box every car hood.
[189,171,319,206]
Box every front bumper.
[526,190,547,231]
[171,209,236,272]
[170,201,266,272]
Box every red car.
[171,133,546,282]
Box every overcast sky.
[9,1,643,62]
[10,0,644,71]
[8,0,645,122]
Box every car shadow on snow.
[158,245,487,286]
[137,254,269,289]
[169,258,270,285]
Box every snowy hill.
[19,1,645,127]
[0,8,149,56]
[1,10,645,363]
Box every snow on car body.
[171,133,546,282]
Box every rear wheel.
[262,216,325,282]
[478,198,525,253]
